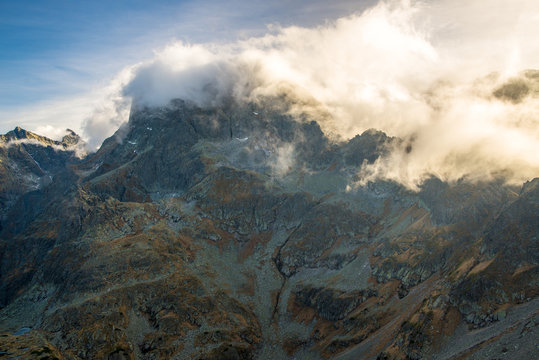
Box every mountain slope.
[0,99,537,360]
[0,127,82,230]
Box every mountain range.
[0,97,537,359]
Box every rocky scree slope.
[0,99,537,360]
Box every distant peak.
[12,126,27,138]
[61,129,82,147]
[1,127,82,149]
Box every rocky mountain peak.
[0,99,537,360]
[521,177,539,197]
[61,129,82,147]
[0,127,83,225]
[0,126,82,149]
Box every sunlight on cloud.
[117,0,539,188]
[8,0,539,188]
[0,66,135,150]
[81,66,135,149]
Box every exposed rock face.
[0,127,82,231]
[0,99,537,360]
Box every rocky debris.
[294,287,377,321]
[276,202,372,277]
[418,177,516,226]
[0,331,65,360]
[432,299,539,360]
[482,178,539,263]
[40,274,261,360]
[445,179,539,329]
[0,98,537,359]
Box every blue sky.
[1,0,537,185]
[1,0,537,146]
[0,0,373,113]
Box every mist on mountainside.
[76,0,539,189]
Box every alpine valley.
[0,96,537,360]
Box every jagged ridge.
[0,100,537,360]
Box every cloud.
[5,0,537,188]
[81,66,136,149]
[123,44,237,107]
[357,72,539,188]
[124,1,439,133]
[269,143,295,177]
[116,0,539,188]
[0,65,135,150]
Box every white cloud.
[3,0,539,188]
[116,0,539,188]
